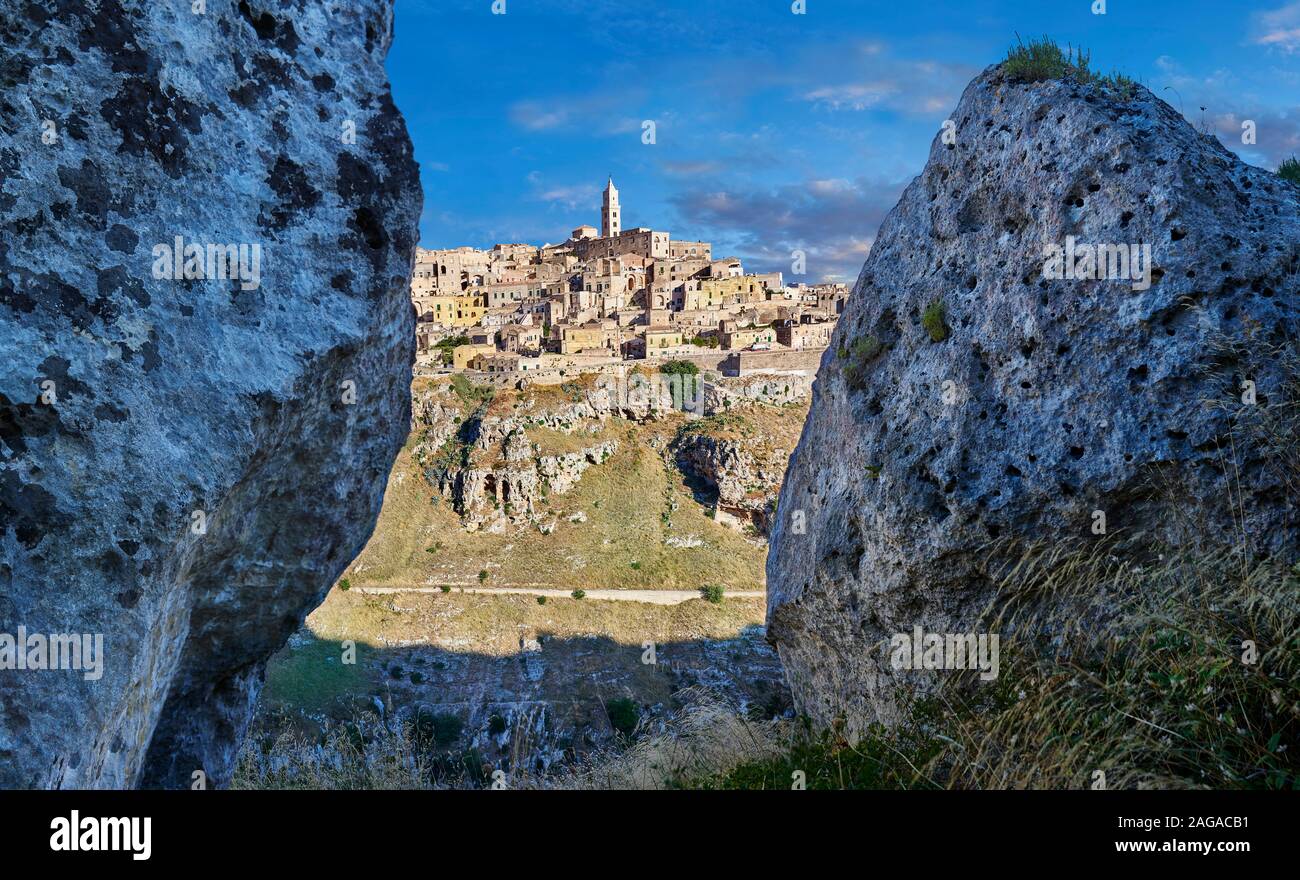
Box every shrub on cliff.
[606,698,640,738]
[839,334,884,390]
[659,359,700,376]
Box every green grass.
[701,584,725,604]
[262,637,371,713]
[840,334,885,390]
[1003,36,1138,97]
[697,720,940,790]
[921,298,950,342]
[1280,157,1300,185]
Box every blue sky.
[388,0,1300,282]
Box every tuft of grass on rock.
[921,298,950,342]
[1279,157,1300,185]
[1003,35,1073,82]
[840,334,885,390]
[1003,36,1137,97]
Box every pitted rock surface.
[767,66,1300,738]
[0,0,419,787]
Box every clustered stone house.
[411,178,847,374]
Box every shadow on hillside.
[242,622,790,786]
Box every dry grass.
[232,713,438,790]
[242,547,1298,790]
[933,546,1299,789]
[290,588,767,655]
[697,338,1300,790]
[348,419,768,590]
[548,688,790,789]
[234,688,787,791]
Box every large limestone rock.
[767,66,1300,738]
[0,1,419,787]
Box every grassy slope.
[346,413,773,590]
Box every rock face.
[767,66,1300,738]
[0,1,419,787]
[413,379,642,531]
[702,372,813,414]
[672,409,802,537]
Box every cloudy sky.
[388,0,1300,283]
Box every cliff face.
[414,379,643,532]
[767,67,1300,737]
[671,399,809,536]
[0,1,419,787]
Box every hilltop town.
[411,178,847,382]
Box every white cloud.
[803,82,895,111]
[1252,2,1300,52]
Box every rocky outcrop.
[0,1,419,788]
[672,404,806,536]
[441,439,618,531]
[702,372,813,414]
[767,66,1300,738]
[412,382,624,531]
[672,432,780,535]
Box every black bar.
[0,791,1284,865]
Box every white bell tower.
[601,177,620,238]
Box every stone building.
[411,176,833,377]
[561,320,619,355]
[722,324,777,351]
[644,325,685,352]
[501,324,543,354]
[778,318,837,350]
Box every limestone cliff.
[414,378,649,531]
[767,66,1300,738]
[0,1,419,787]
[671,400,809,536]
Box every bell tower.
[601,177,620,238]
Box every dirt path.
[353,585,766,605]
